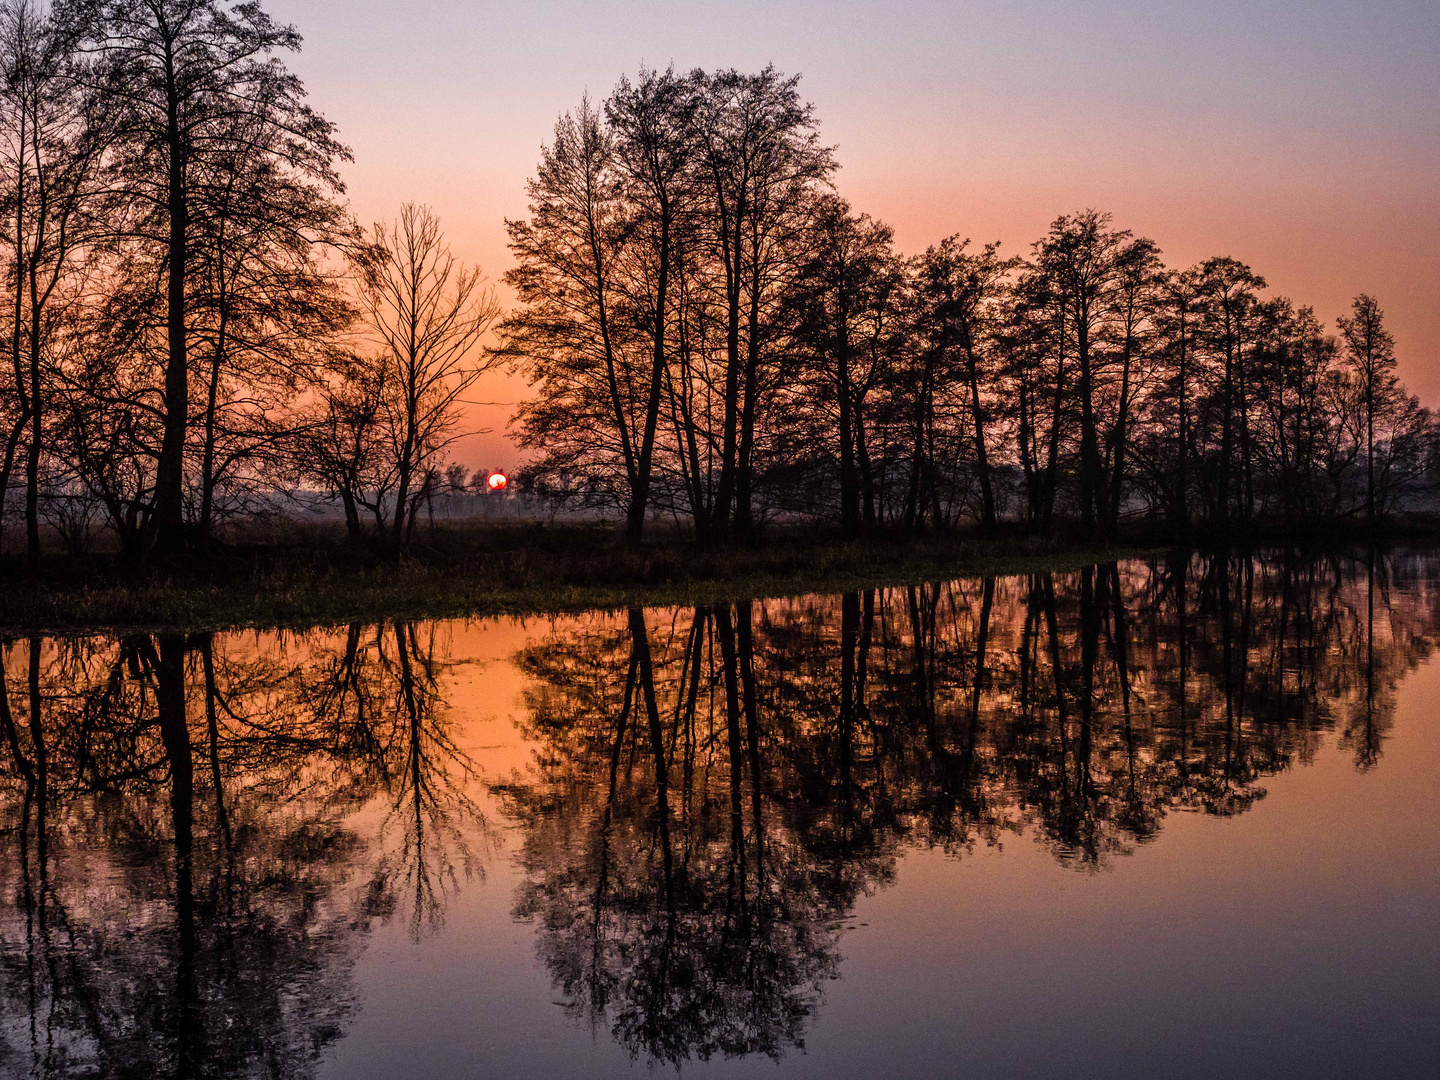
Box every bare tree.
[499,98,639,528]
[788,196,902,536]
[694,66,833,539]
[606,66,697,543]
[1196,256,1266,524]
[907,236,1017,532]
[1033,211,1133,535]
[352,203,498,553]
[0,0,106,564]
[1103,237,1163,531]
[293,348,383,543]
[185,94,352,544]
[63,0,345,556]
[1338,294,1399,524]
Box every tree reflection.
[0,621,483,1078]
[498,605,853,1065]
[501,548,1440,1065]
[0,549,1434,1074]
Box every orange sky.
[268,0,1440,470]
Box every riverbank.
[0,524,1155,632]
[0,518,1424,633]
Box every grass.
[0,522,1157,633]
[5,512,1430,633]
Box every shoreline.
[0,520,1429,634]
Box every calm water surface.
[1,552,1438,1078]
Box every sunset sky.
[268,0,1439,469]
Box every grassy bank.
[4,514,1429,633]
[0,523,1157,633]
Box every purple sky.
[268,0,1440,467]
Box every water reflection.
[0,550,1433,1076]
[496,550,1437,1065]
[0,624,482,1077]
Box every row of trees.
[0,12,1426,562]
[0,0,497,563]
[503,66,1428,542]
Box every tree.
[499,98,638,524]
[184,86,351,544]
[352,203,498,553]
[293,348,384,544]
[694,66,833,539]
[0,0,106,565]
[788,195,900,536]
[1196,257,1265,524]
[1102,237,1162,530]
[1338,294,1398,524]
[1152,266,1202,526]
[606,66,696,542]
[997,267,1066,526]
[63,0,345,556]
[907,236,1016,532]
[503,68,833,543]
[1033,210,1133,535]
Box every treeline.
[0,0,496,564]
[2,5,1429,569]
[503,66,1432,542]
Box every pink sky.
[269,0,1440,470]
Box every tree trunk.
[964,343,996,531]
[1176,323,1189,527]
[1218,321,1236,527]
[199,313,227,545]
[837,321,859,538]
[712,203,746,542]
[1043,343,1066,526]
[854,398,877,531]
[1076,311,1099,535]
[339,485,361,543]
[734,257,763,539]
[153,42,190,557]
[8,99,29,563]
[1366,387,1375,524]
[1107,329,1134,532]
[0,414,27,556]
[626,202,670,545]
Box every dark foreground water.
[1,551,1438,1079]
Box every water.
[1,551,1437,1078]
